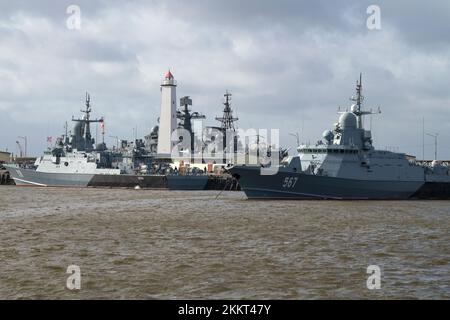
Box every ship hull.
[88,174,208,190]
[5,165,93,187]
[5,165,208,190]
[87,174,166,188]
[166,175,209,190]
[229,165,450,200]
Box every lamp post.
[289,132,300,147]
[426,132,438,160]
[109,135,120,150]
[18,136,27,157]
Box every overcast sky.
[1,0,449,158]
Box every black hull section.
[410,182,450,199]
[87,174,208,190]
[88,174,167,188]
[166,175,209,190]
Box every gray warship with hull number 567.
[230,75,450,199]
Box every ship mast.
[350,73,380,129]
[215,91,238,132]
[214,91,239,159]
[82,92,92,145]
[71,92,104,151]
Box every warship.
[229,75,450,199]
[5,94,208,190]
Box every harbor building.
[0,150,11,163]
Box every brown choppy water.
[0,185,449,299]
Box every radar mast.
[215,91,238,132]
[349,73,381,129]
[71,92,104,152]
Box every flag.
[100,118,104,129]
[47,136,52,143]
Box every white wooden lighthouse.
[157,70,177,156]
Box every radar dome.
[350,104,358,113]
[322,130,334,142]
[96,142,107,151]
[339,112,357,129]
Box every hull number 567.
[282,176,298,188]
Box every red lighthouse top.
[165,70,174,79]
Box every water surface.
[0,186,449,299]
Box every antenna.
[422,117,425,161]
[348,73,380,129]
[101,117,105,144]
[350,73,364,113]
[83,92,91,115]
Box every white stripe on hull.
[13,177,48,187]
